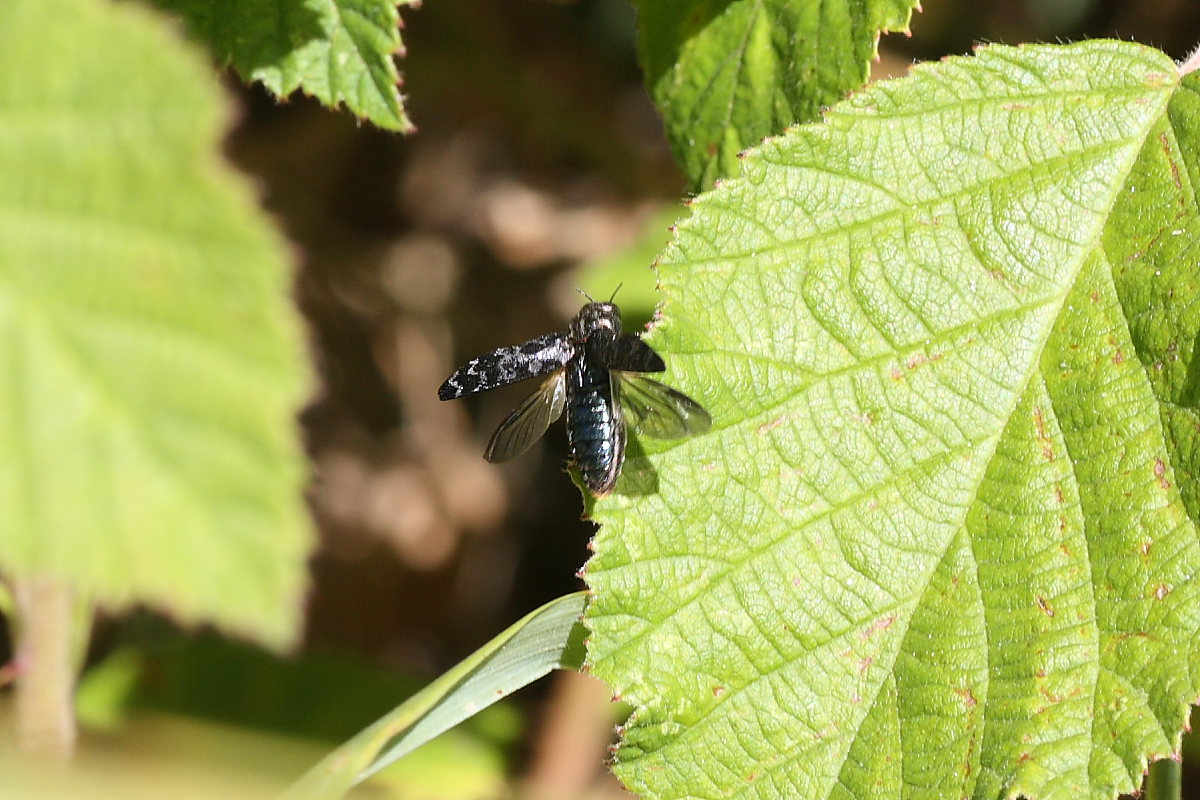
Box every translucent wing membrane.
[485,372,568,463]
[616,373,711,440]
[438,333,573,400]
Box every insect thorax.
[570,302,622,341]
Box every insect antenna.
[608,283,623,302]
[576,287,596,302]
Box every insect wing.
[484,371,568,462]
[439,332,573,400]
[615,373,711,440]
[585,332,665,373]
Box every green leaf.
[637,0,919,191]
[0,0,312,648]
[585,41,1200,800]
[286,591,589,799]
[150,0,414,132]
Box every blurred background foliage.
[3,0,1200,797]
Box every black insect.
[438,297,711,495]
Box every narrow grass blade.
[285,591,589,799]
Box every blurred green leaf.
[72,638,516,797]
[151,0,415,132]
[0,0,312,648]
[368,730,509,800]
[578,205,689,333]
[76,651,143,732]
[76,634,520,747]
[3,708,509,800]
[637,0,919,191]
[287,591,589,799]
[586,41,1200,799]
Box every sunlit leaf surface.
[586,41,1200,800]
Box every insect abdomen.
[565,358,623,495]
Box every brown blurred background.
[13,0,1200,797]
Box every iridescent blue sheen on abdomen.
[565,356,621,494]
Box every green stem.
[1145,758,1182,800]
[11,576,80,763]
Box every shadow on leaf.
[614,434,660,497]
